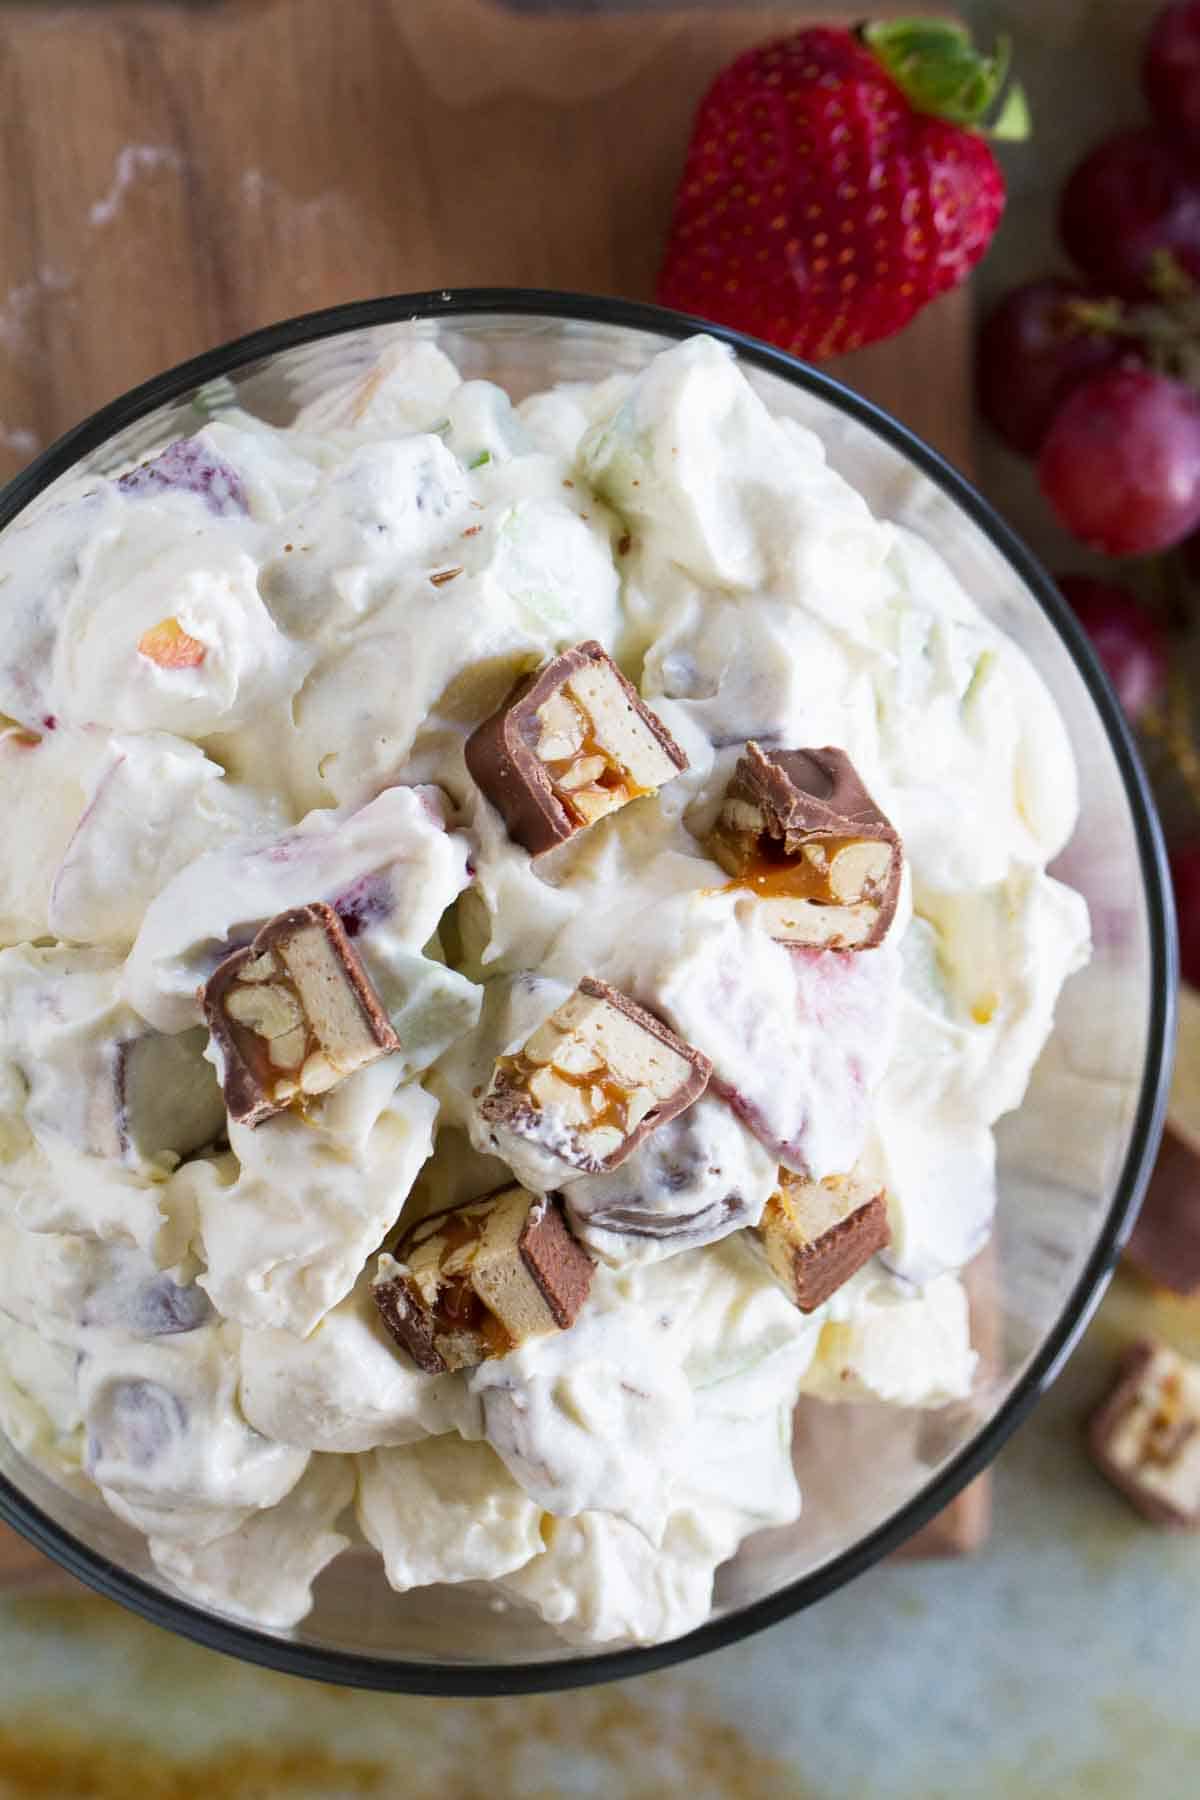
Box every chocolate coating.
[479,977,711,1175]
[1124,1127,1200,1297]
[1089,1339,1200,1529]
[372,1190,594,1374]
[464,640,687,856]
[710,742,902,950]
[757,1170,891,1313]
[203,901,398,1127]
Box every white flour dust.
[0,424,39,457]
[241,167,344,230]
[0,143,352,431]
[0,267,74,358]
[0,145,186,375]
[240,168,350,298]
[88,143,187,229]
[1,151,346,360]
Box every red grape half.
[1038,368,1200,556]
[976,280,1127,457]
[1060,127,1200,298]
[1146,2,1200,162]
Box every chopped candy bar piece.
[1089,1340,1200,1528]
[464,640,687,855]
[479,977,711,1179]
[371,1187,594,1374]
[756,1167,891,1312]
[1123,1128,1200,1297]
[709,742,901,949]
[562,1094,777,1262]
[203,901,399,1126]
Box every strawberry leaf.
[859,17,1030,139]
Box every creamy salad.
[0,332,1089,1647]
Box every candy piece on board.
[1123,1127,1200,1297]
[1089,1339,1200,1527]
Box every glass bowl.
[0,291,1175,1694]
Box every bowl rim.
[0,286,1177,1695]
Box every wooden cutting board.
[0,1530,52,1584]
[0,0,976,1584]
[0,0,970,480]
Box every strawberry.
[656,19,1028,360]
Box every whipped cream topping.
[0,331,1088,1646]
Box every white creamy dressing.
[0,331,1088,1645]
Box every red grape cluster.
[980,3,1200,563]
[978,6,1200,980]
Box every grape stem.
[1143,660,1200,814]
[1068,256,1200,386]
[1152,548,1193,633]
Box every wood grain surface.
[0,0,969,482]
[0,0,978,1585]
[0,1525,56,1585]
